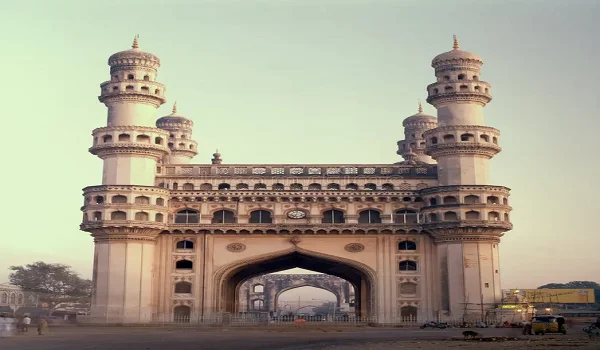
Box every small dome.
[432,36,482,66]
[108,36,160,66]
[402,102,436,127]
[156,103,194,129]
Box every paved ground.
[0,326,597,350]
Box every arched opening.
[156,198,165,206]
[174,281,192,294]
[253,284,264,293]
[249,210,272,224]
[308,183,322,190]
[143,75,150,81]
[102,135,112,143]
[212,210,236,223]
[176,240,194,250]
[218,183,230,190]
[443,196,458,204]
[216,250,375,317]
[394,209,418,224]
[271,183,283,191]
[134,196,150,205]
[252,299,264,310]
[465,210,480,220]
[488,211,500,221]
[431,137,438,144]
[358,210,382,224]
[182,183,194,190]
[134,212,148,221]
[174,209,200,224]
[464,195,480,204]
[95,195,104,204]
[443,134,455,142]
[290,183,303,191]
[155,213,164,222]
[346,183,358,190]
[236,183,249,190]
[364,183,377,191]
[175,259,193,270]
[327,183,340,190]
[460,133,475,141]
[382,183,394,190]
[480,134,489,142]
[458,73,465,80]
[173,305,190,323]
[274,285,340,318]
[429,197,437,206]
[93,211,102,221]
[399,305,418,319]
[459,85,468,91]
[487,196,500,204]
[504,213,509,221]
[399,260,417,272]
[110,211,126,220]
[443,211,458,221]
[1,293,6,304]
[398,240,417,251]
[428,213,438,222]
[141,86,149,93]
[492,136,498,144]
[10,294,16,305]
[200,183,212,190]
[111,195,127,204]
[118,133,130,142]
[125,85,134,91]
[322,209,345,223]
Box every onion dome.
[211,150,222,164]
[431,35,482,67]
[402,101,437,127]
[108,35,160,69]
[156,102,194,131]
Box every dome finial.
[132,34,140,49]
[418,100,423,113]
[212,149,222,164]
[453,34,459,50]
[172,102,177,114]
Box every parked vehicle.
[532,315,567,335]
[583,324,600,340]
[420,321,448,329]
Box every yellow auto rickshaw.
[532,315,567,335]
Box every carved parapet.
[98,91,166,107]
[423,125,501,159]
[89,142,170,159]
[424,220,512,243]
[164,223,424,235]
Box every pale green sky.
[1,0,598,289]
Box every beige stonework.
[80,36,513,324]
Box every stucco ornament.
[289,236,302,246]
[226,243,246,252]
[344,243,365,253]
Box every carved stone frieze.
[344,243,365,253]
[226,243,246,252]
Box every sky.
[1,0,599,292]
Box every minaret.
[422,36,512,318]
[424,35,500,185]
[81,36,170,323]
[396,101,437,164]
[156,102,199,164]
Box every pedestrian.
[22,315,31,332]
[37,317,48,335]
[522,319,533,335]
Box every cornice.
[80,220,167,232]
[425,142,501,158]
[164,223,425,235]
[423,125,500,136]
[89,142,169,159]
[426,92,491,107]
[92,125,169,135]
[419,185,511,195]
[423,220,513,231]
[82,203,169,211]
[168,149,198,157]
[82,185,171,195]
[98,93,166,107]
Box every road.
[0,326,596,350]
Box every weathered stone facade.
[80,35,513,324]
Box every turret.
[396,102,437,164]
[423,36,501,186]
[156,102,198,164]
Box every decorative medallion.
[226,243,246,252]
[290,236,302,246]
[287,210,306,219]
[345,243,365,253]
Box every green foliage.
[8,261,92,307]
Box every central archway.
[274,284,342,312]
[214,248,376,317]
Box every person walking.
[22,315,31,332]
[37,317,48,335]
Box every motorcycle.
[420,321,448,329]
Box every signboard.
[509,289,595,303]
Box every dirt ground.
[0,326,598,350]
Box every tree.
[9,261,92,308]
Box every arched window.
[382,183,394,190]
[93,211,102,221]
[487,196,499,204]
[398,240,417,251]
[125,85,134,91]
[290,183,303,191]
[308,183,322,190]
[460,133,475,141]
[443,134,455,142]
[212,210,235,223]
[253,285,264,293]
[395,209,418,224]
[504,213,509,221]
[249,210,272,224]
[155,89,160,95]
[358,210,382,224]
[134,196,150,205]
[218,183,230,190]
[175,260,193,270]
[464,195,479,204]
[346,183,358,190]
[135,212,149,221]
[429,198,437,206]
[200,183,212,190]
[10,294,16,304]
[95,195,104,204]
[141,86,150,93]
[443,211,458,221]
[155,137,164,145]
[17,294,23,305]
[503,198,508,205]
[400,306,418,318]
[327,183,340,190]
[127,74,134,80]
[111,195,127,204]
[364,183,377,191]
[1,293,7,304]
[178,143,185,149]
[271,183,283,191]
[236,183,249,190]
[174,209,200,224]
[252,300,264,310]
[156,198,165,206]
[488,211,500,221]
[102,135,113,143]
[459,85,468,91]
[174,281,192,294]
[465,211,480,220]
[322,209,345,224]
[118,133,130,141]
[399,282,418,295]
[143,75,150,81]
[443,196,458,204]
[428,213,438,222]
[182,183,194,190]
[253,183,267,190]
[458,74,465,80]
[431,137,438,144]
[110,211,126,220]
[176,240,194,249]
[399,260,417,271]
[174,305,190,323]
[492,136,498,144]
[480,134,489,142]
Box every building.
[0,283,28,314]
[80,35,512,324]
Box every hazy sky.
[1,0,598,291]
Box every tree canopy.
[8,261,92,307]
